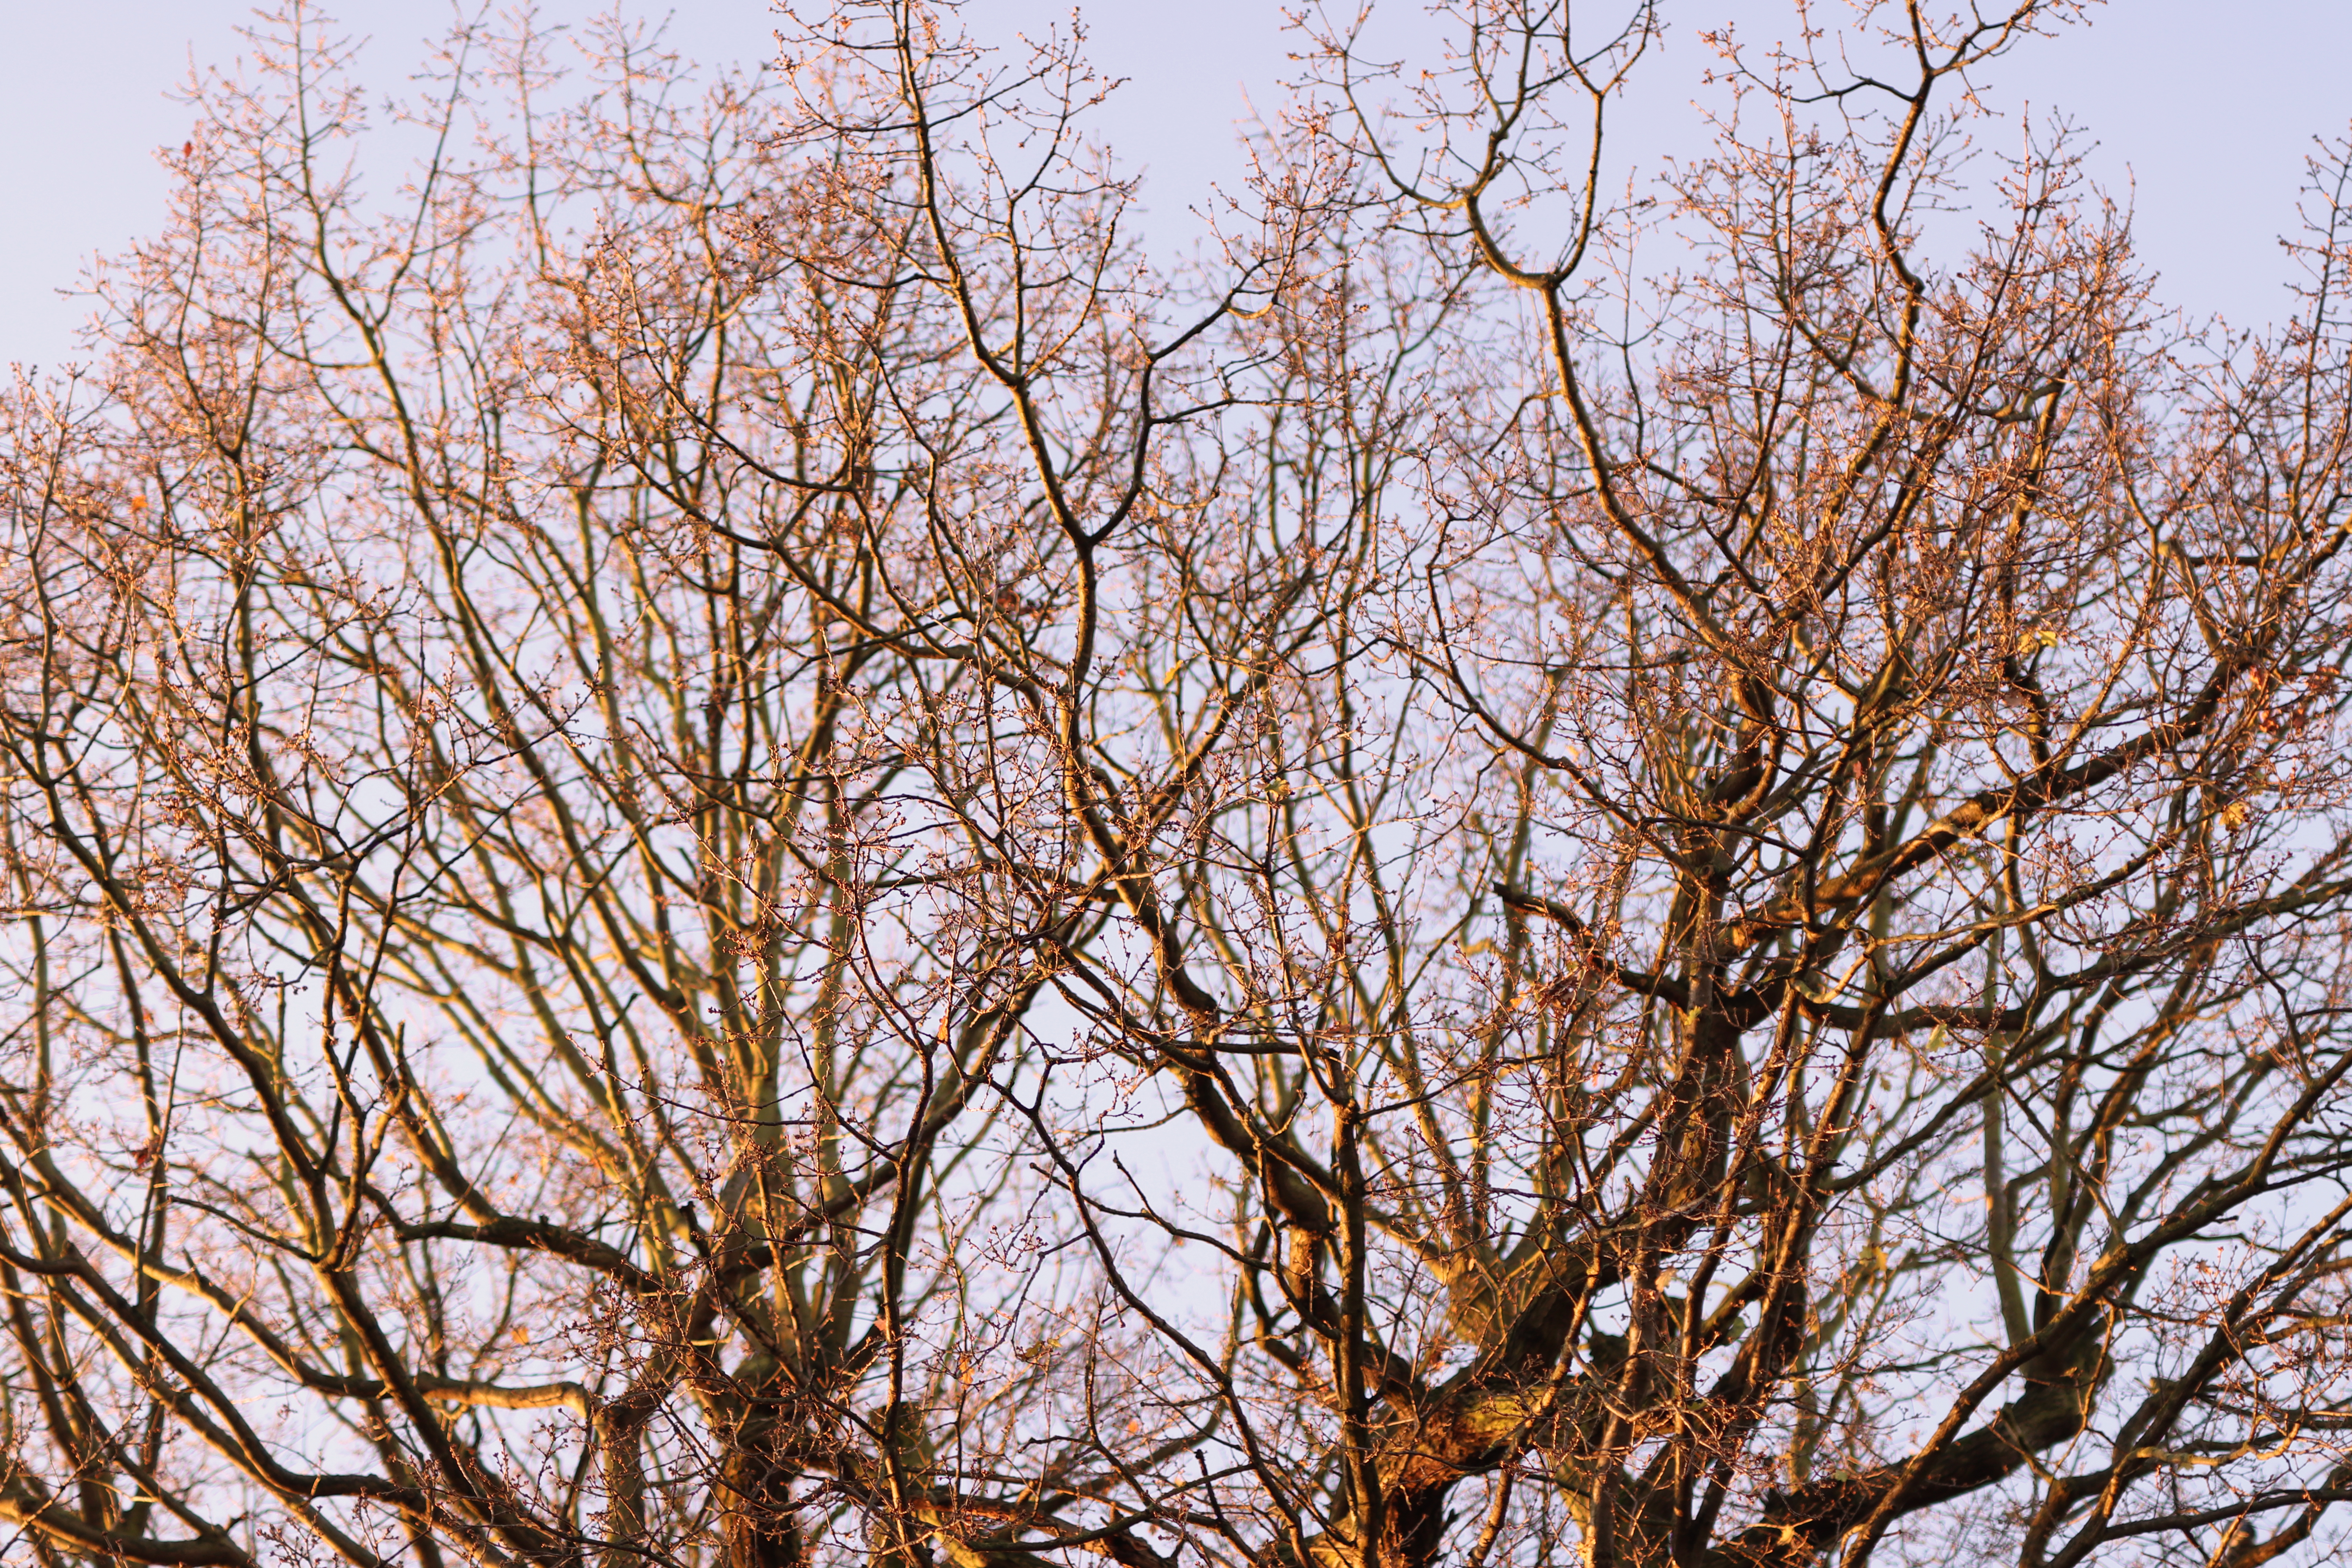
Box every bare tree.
[7,3,2352,1567]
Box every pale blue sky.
[4,2,2348,370]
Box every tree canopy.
[7,4,2352,1567]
